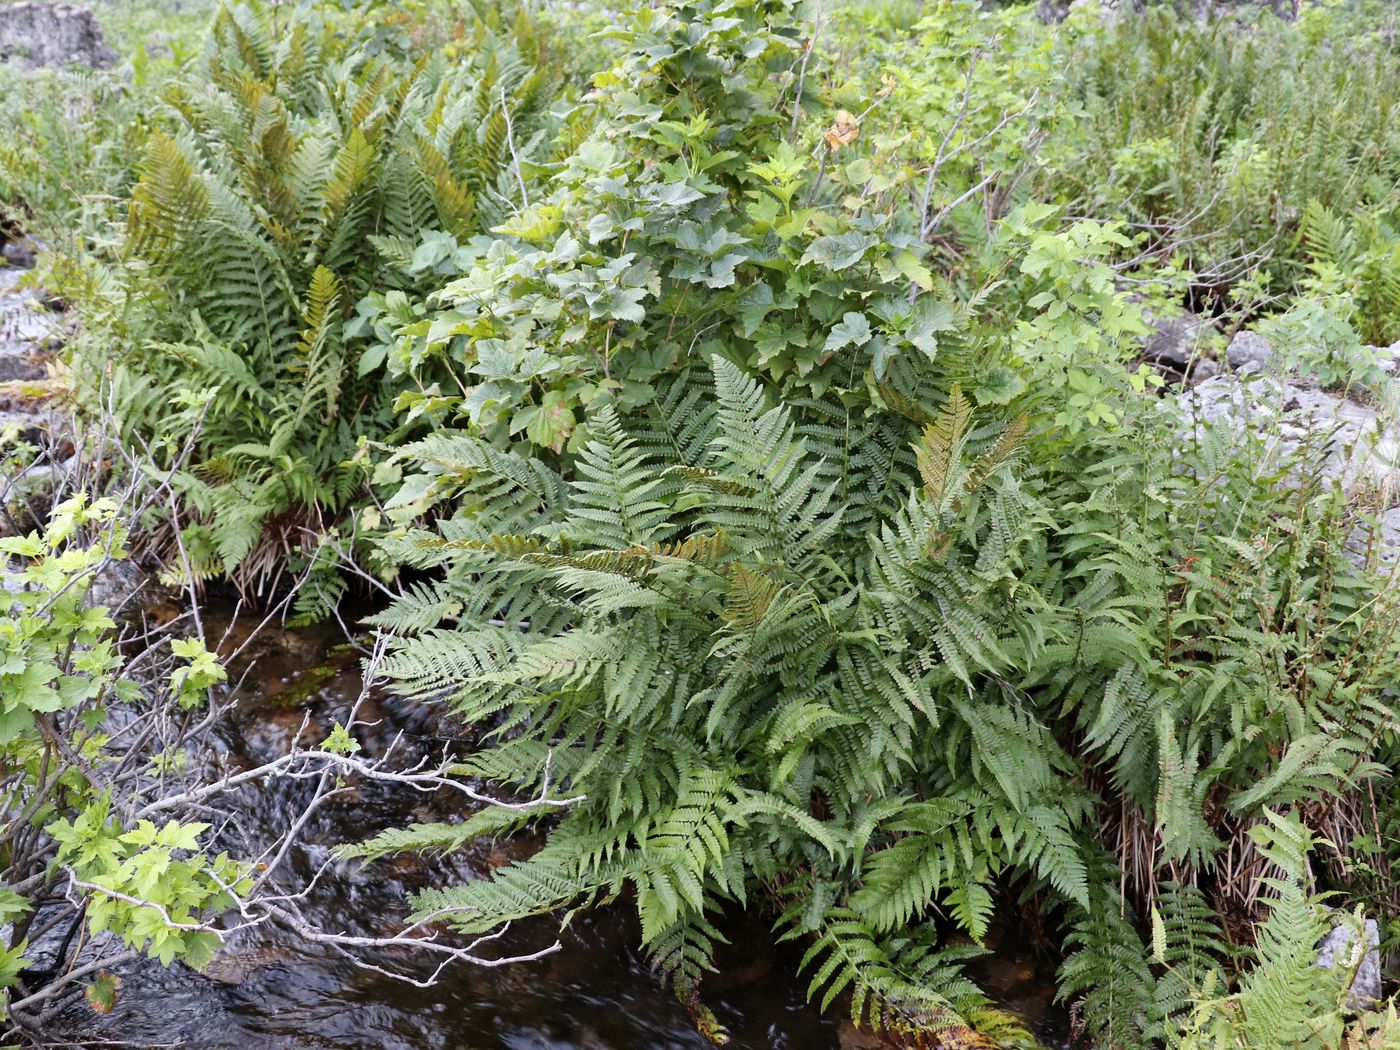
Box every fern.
[80,0,563,601]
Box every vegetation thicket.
[1,0,1399,1046]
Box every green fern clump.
[1296,199,1400,347]
[69,0,562,602]
[0,67,146,247]
[371,360,1078,1044]
[367,337,1400,1046]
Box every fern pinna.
[112,0,558,601]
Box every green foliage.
[370,342,1400,1046]
[375,360,1066,1043]
[9,0,1400,1043]
[65,0,562,600]
[0,68,146,245]
[1171,812,1400,1050]
[1296,199,1400,348]
[1037,4,1400,314]
[49,807,248,969]
[350,0,1400,1045]
[0,494,247,1015]
[397,0,963,453]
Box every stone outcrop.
[0,264,70,534]
[1181,373,1399,493]
[1143,309,1214,370]
[0,3,116,70]
[1224,330,1274,372]
[1176,357,1400,566]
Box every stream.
[58,607,1067,1050]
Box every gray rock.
[0,3,116,70]
[1,241,35,270]
[1372,340,1400,377]
[1190,358,1222,384]
[1144,310,1213,368]
[1034,0,1073,21]
[1347,507,1400,568]
[1225,330,1275,372]
[1315,914,1381,1010]
[0,272,58,378]
[0,408,46,449]
[86,557,151,612]
[1180,373,1400,493]
[0,350,43,382]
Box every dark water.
[66,611,1065,1050]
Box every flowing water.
[62,608,1067,1050]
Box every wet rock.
[837,1020,885,1049]
[1143,309,1213,369]
[237,705,327,760]
[0,3,117,70]
[2,240,35,270]
[88,557,154,612]
[202,931,287,986]
[1315,914,1381,1010]
[1225,330,1275,372]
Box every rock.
[1347,507,1400,568]
[201,931,287,986]
[1371,340,1400,377]
[87,557,154,612]
[1039,0,1136,23]
[1225,330,1275,372]
[1315,914,1381,1010]
[0,408,47,449]
[837,1020,886,1049]
[1144,309,1214,369]
[0,3,117,70]
[1034,0,1073,21]
[1180,373,1400,493]
[1190,358,1222,384]
[0,304,57,348]
[2,240,35,270]
[0,349,43,383]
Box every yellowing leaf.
[822,110,860,150]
